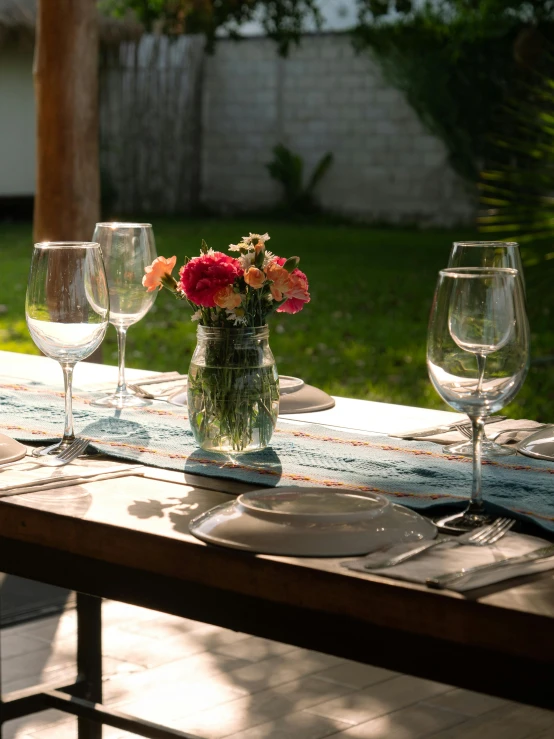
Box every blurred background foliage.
[354,1,554,183]
[266,145,333,214]
[99,0,323,54]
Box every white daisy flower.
[226,308,247,325]
[190,309,202,322]
[242,232,270,247]
[239,252,255,270]
[229,241,250,252]
[263,249,276,267]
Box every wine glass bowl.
[445,240,525,458]
[427,267,529,531]
[449,240,523,274]
[91,222,157,409]
[26,242,109,454]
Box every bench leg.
[77,593,102,739]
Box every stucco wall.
[0,43,35,197]
[202,35,475,226]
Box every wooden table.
[0,351,552,739]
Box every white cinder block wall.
[201,34,475,226]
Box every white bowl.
[189,487,436,557]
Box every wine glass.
[427,267,529,531]
[449,240,524,276]
[26,242,109,455]
[445,241,525,458]
[91,223,157,409]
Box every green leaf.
[282,256,300,272]
[305,153,334,196]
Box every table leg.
[76,593,102,739]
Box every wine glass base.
[32,440,68,457]
[91,393,152,409]
[434,508,495,534]
[443,439,515,458]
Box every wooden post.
[33,0,100,243]
[33,0,103,363]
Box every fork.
[364,518,514,569]
[33,438,90,467]
[457,424,543,442]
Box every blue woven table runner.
[1,380,553,534]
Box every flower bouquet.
[143,232,310,453]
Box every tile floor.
[1,601,552,739]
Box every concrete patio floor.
[2,601,553,739]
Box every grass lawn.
[1,217,553,421]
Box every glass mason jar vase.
[187,325,279,454]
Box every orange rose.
[265,262,291,301]
[214,285,242,310]
[142,256,177,292]
[244,267,265,290]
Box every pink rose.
[142,256,177,292]
[179,252,242,307]
[273,257,310,314]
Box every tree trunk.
[33,0,100,243]
[33,0,102,362]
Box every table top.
[0,350,553,708]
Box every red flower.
[273,257,310,314]
[179,252,242,307]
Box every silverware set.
[32,437,90,466]
[127,372,187,401]
[366,518,514,569]
[426,543,554,589]
[361,516,554,590]
[392,416,506,439]
[2,437,145,498]
[456,423,544,443]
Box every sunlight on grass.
[1,217,553,420]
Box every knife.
[0,466,145,499]
[390,416,507,439]
[426,544,554,589]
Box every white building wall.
[202,34,475,226]
[0,32,475,225]
[0,43,35,196]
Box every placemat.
[1,380,553,534]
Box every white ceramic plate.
[278,376,305,394]
[189,487,436,557]
[517,426,554,461]
[0,433,27,466]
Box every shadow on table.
[80,416,151,461]
[127,447,283,534]
[183,446,283,487]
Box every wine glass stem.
[468,416,485,515]
[61,364,76,443]
[116,326,128,395]
[476,354,487,394]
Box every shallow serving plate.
[517,426,554,462]
[189,487,436,557]
[0,433,27,466]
